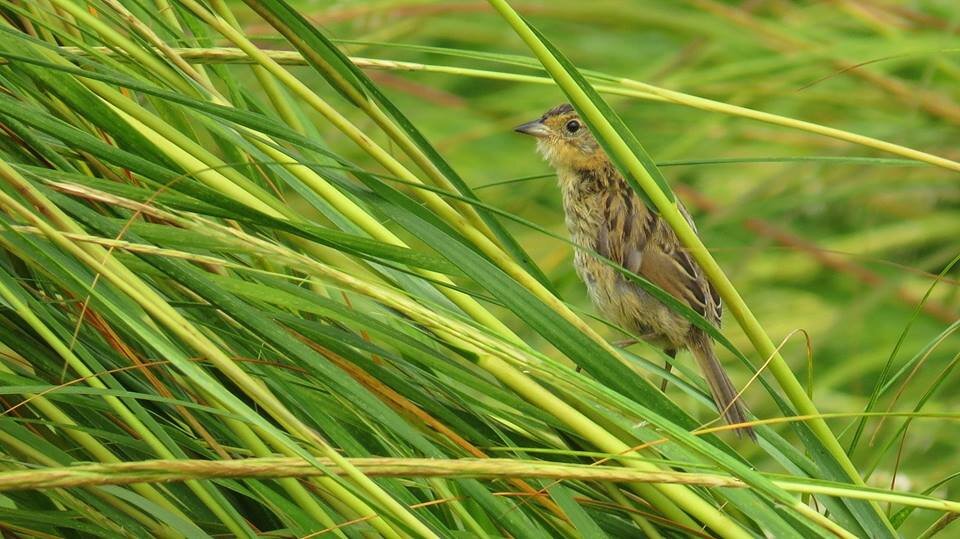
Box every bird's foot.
[660,349,677,393]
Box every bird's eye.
[565,120,581,133]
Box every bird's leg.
[660,349,677,393]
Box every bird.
[515,103,754,438]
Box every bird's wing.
[677,202,722,326]
[607,195,722,327]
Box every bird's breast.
[557,166,629,255]
[559,187,606,253]
[557,168,622,297]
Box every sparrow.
[515,103,753,438]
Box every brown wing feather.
[610,206,717,323]
[646,226,714,321]
[599,186,721,327]
[676,202,722,326]
[603,190,646,272]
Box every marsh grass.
[0,0,956,537]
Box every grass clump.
[0,1,956,537]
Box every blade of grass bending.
[551,363,847,538]
[892,472,960,529]
[56,177,548,537]
[859,330,960,481]
[170,0,601,367]
[0,421,165,538]
[848,254,960,456]
[240,0,554,293]
[0,256,254,538]
[21,28,527,346]
[274,320,558,537]
[545,483,609,538]
[0,367,181,536]
[0,160,429,539]
[484,1,894,536]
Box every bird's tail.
[689,333,756,440]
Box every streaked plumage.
[515,104,753,437]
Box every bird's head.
[514,103,603,170]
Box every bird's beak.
[514,119,550,138]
